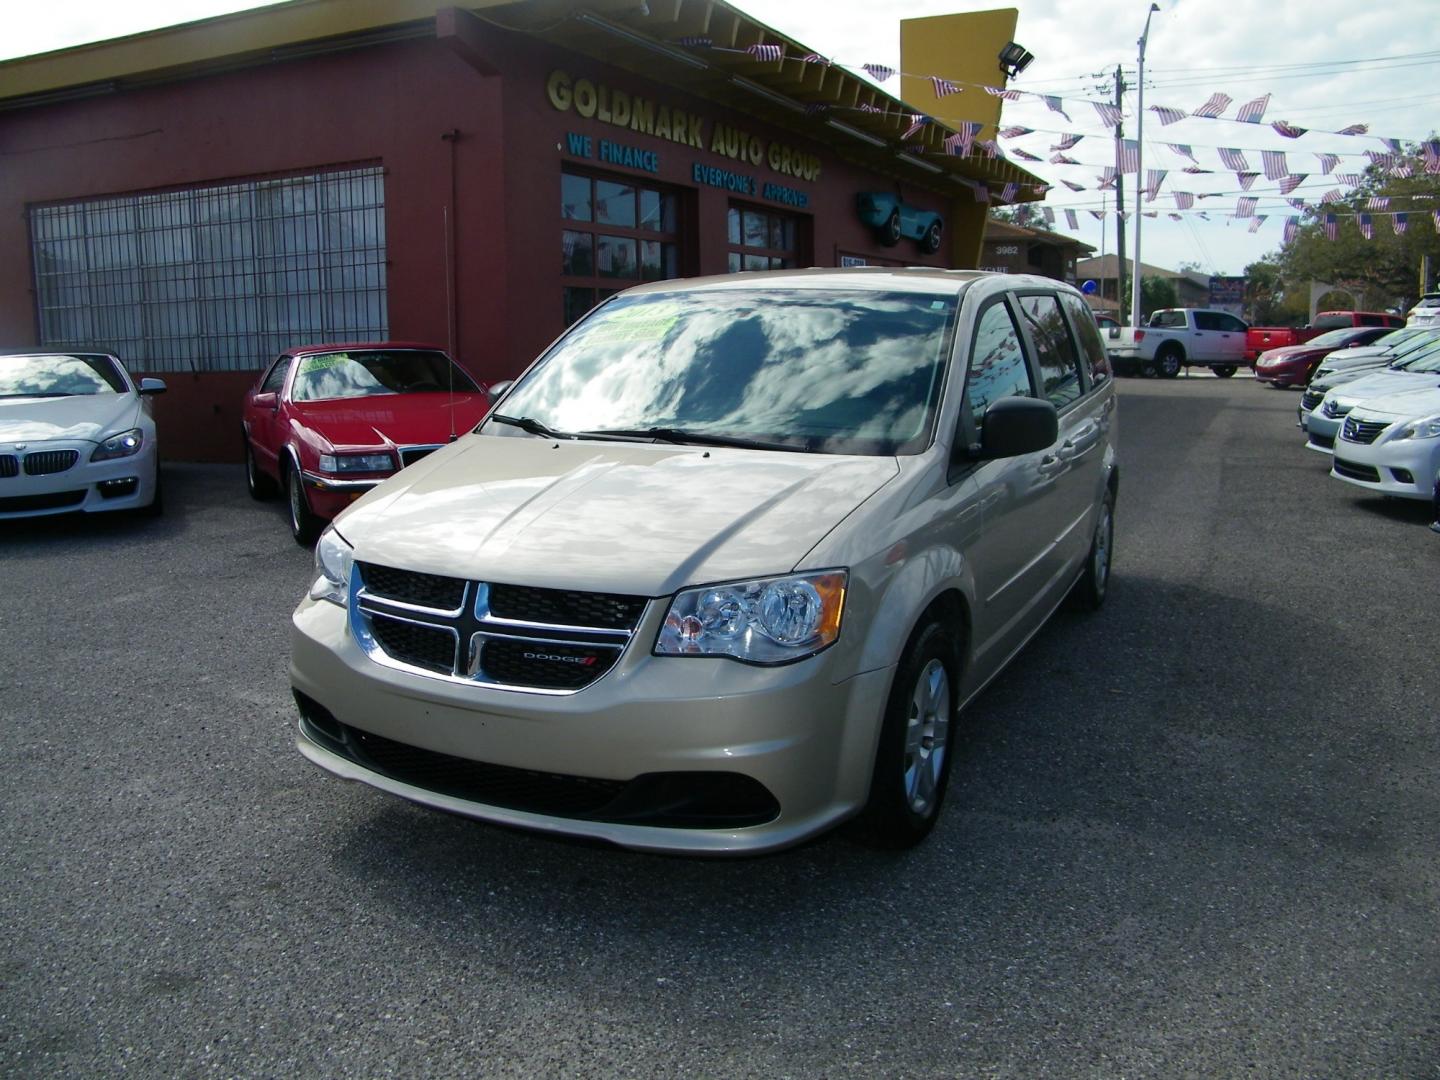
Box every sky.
[6,0,1440,276]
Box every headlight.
[317,452,394,474]
[309,526,355,605]
[91,428,143,461]
[1394,415,1440,440]
[655,570,847,664]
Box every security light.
[998,42,1034,78]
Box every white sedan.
[0,351,165,518]
[1330,385,1440,503]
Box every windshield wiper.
[489,414,577,440]
[585,427,807,453]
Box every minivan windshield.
[490,288,959,455]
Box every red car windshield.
[290,350,480,402]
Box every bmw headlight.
[317,452,394,474]
[309,526,355,604]
[1394,414,1440,441]
[91,428,144,461]
[655,570,847,664]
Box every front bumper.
[1330,430,1440,500]
[0,439,158,518]
[1304,411,1342,453]
[301,471,383,519]
[290,595,893,854]
[1255,361,1308,387]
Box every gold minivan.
[291,269,1117,853]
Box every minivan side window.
[1061,292,1110,387]
[966,299,1035,431]
[1017,293,1083,409]
[261,356,292,394]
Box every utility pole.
[1113,65,1128,323]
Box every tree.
[1270,138,1440,317]
[1139,275,1177,317]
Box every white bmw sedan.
[0,351,165,518]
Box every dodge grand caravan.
[291,269,1118,854]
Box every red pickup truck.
[1245,311,1404,362]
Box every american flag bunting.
[1042,207,1055,225]
[902,114,930,139]
[1315,153,1340,174]
[1337,173,1361,186]
[1336,123,1368,136]
[1319,189,1344,204]
[998,126,1034,139]
[1236,172,1259,191]
[1089,210,1105,220]
[862,64,896,81]
[1065,209,1079,229]
[1235,94,1271,124]
[999,182,1018,203]
[1010,148,1042,161]
[929,77,962,98]
[1118,139,1140,173]
[1379,137,1402,153]
[1284,217,1300,243]
[1150,106,1187,125]
[1433,209,1440,232]
[1098,167,1118,190]
[800,52,828,64]
[745,43,783,62]
[1393,213,1407,235]
[1169,214,1182,221]
[1093,102,1123,128]
[1358,214,1373,239]
[1217,147,1249,171]
[1248,215,1267,233]
[677,36,712,47]
[984,86,1023,101]
[1166,143,1198,163]
[1271,121,1307,139]
[1364,151,1396,168]
[1174,192,1195,210]
[1262,151,1289,180]
[1278,174,1307,195]
[1367,196,1390,210]
[1390,163,1414,178]
[1287,198,1307,210]
[976,139,1000,158]
[1051,134,1083,151]
[1145,169,1167,201]
[1235,196,1258,218]
[1043,95,1072,122]
[1192,92,1232,118]
[1324,213,1338,240]
[1050,153,1080,165]
[971,185,990,204]
[1062,179,1086,192]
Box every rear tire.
[1156,345,1183,379]
[920,220,942,255]
[880,210,902,247]
[856,617,961,849]
[245,438,277,500]
[1074,487,1115,610]
[285,457,321,547]
[1213,365,1237,378]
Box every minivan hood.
[335,434,900,596]
[0,393,137,443]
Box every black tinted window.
[967,300,1034,429]
[1061,293,1110,387]
[1219,314,1247,333]
[261,356,291,394]
[1017,294,1082,408]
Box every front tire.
[920,220,942,255]
[857,617,961,849]
[880,210,902,247]
[285,457,321,547]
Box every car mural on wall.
[856,193,944,254]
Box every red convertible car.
[242,342,490,543]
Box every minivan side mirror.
[975,397,1058,459]
[138,378,167,396]
[486,379,513,405]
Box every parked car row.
[1292,327,1440,520]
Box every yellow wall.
[900,8,1018,141]
[902,9,1019,269]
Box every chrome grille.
[399,445,442,468]
[1301,389,1325,411]
[23,449,79,475]
[351,567,648,694]
[0,455,16,478]
[1341,416,1388,444]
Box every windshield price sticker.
[584,305,682,344]
[299,353,351,373]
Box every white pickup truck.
[1105,308,1249,378]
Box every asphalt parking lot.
[2,377,1436,1078]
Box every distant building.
[1075,255,1210,309]
[981,219,1094,285]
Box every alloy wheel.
[902,659,951,815]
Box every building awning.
[0,0,1046,200]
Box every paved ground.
[2,378,1436,1078]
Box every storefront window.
[562,170,680,325]
[727,204,800,273]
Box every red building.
[0,0,1041,460]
